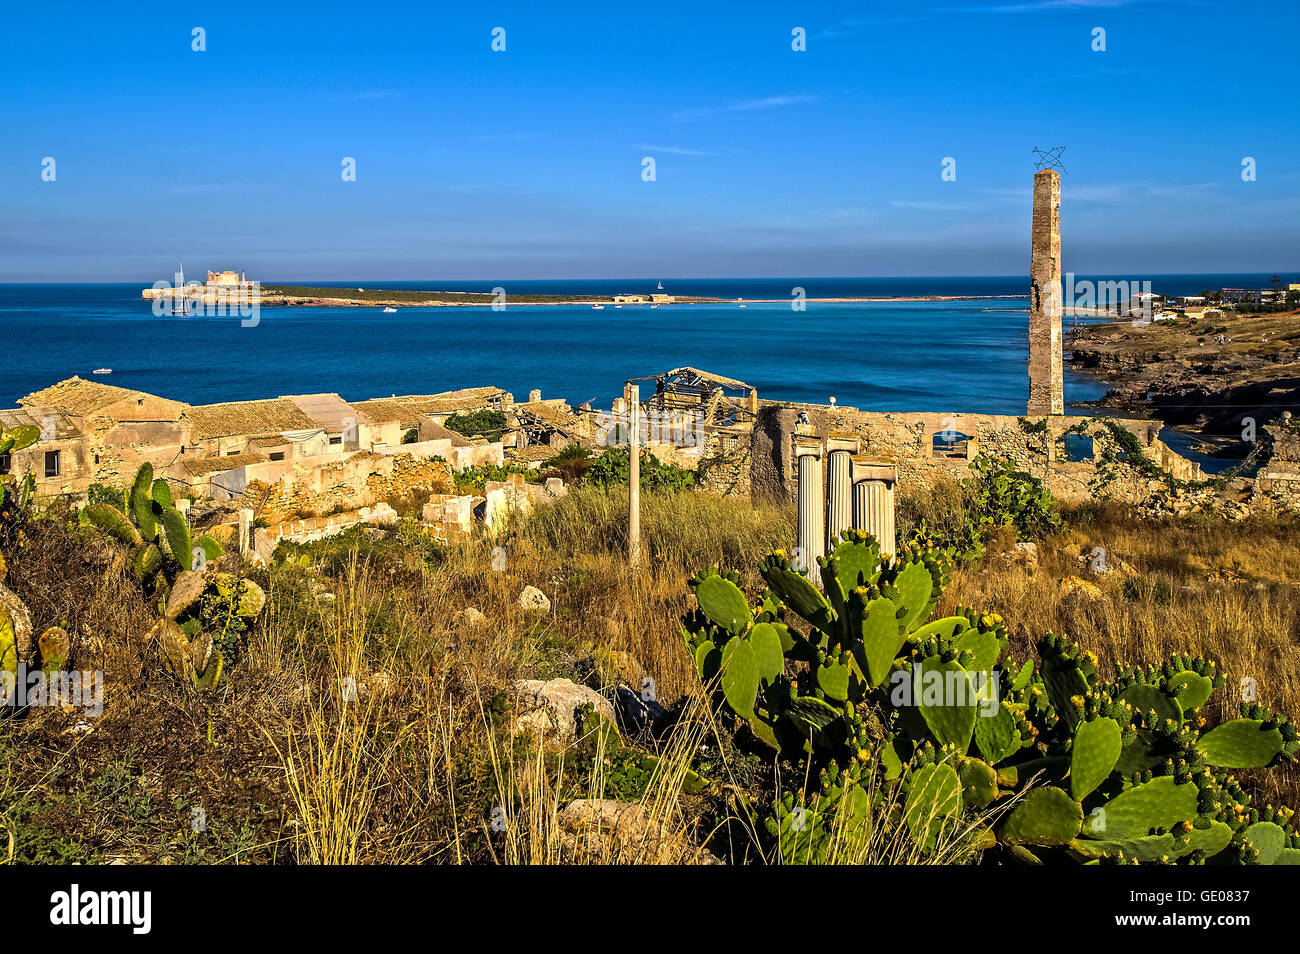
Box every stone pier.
[1028,168,1063,416]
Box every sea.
[1,276,1291,432]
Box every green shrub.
[963,454,1062,541]
[86,483,127,510]
[452,463,538,494]
[444,410,507,440]
[582,448,694,493]
[542,444,593,483]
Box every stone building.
[206,270,249,286]
[10,377,187,495]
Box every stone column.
[238,508,253,555]
[1028,168,1064,416]
[627,384,641,570]
[826,449,853,544]
[796,447,824,579]
[853,480,895,559]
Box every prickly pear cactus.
[683,531,1300,864]
[152,575,265,691]
[82,463,224,592]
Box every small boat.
[615,305,622,309]
[169,264,193,316]
[92,368,112,375]
[738,304,747,308]
[382,306,397,313]
[591,304,605,310]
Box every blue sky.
[2,0,1297,280]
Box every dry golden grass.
[941,508,1300,809]
[3,485,1297,864]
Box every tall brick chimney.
[1027,168,1063,416]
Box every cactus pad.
[1071,820,1233,863]
[1196,719,1286,769]
[1070,716,1122,800]
[904,762,962,850]
[914,657,978,752]
[748,622,785,683]
[694,573,752,634]
[975,700,1021,763]
[1083,776,1198,839]
[37,626,69,672]
[999,786,1083,846]
[890,559,938,633]
[83,503,143,547]
[858,595,906,687]
[720,638,759,718]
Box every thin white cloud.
[671,94,818,122]
[814,16,928,39]
[891,199,988,211]
[633,143,717,156]
[938,0,1186,13]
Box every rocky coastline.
[1067,311,1300,454]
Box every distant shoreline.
[141,282,1030,308]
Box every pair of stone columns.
[796,444,896,578]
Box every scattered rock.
[66,720,95,737]
[558,799,722,864]
[1076,547,1137,578]
[1059,575,1107,605]
[457,607,486,628]
[999,541,1038,574]
[512,678,614,744]
[616,685,667,736]
[517,585,551,612]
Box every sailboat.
[657,280,664,290]
[170,263,193,316]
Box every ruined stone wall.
[238,452,454,520]
[742,402,1202,507]
[696,437,751,497]
[1255,421,1300,513]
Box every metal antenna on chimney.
[1032,146,1067,174]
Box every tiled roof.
[350,398,415,425]
[19,377,150,416]
[354,387,503,419]
[422,395,497,414]
[187,399,318,440]
[0,407,82,440]
[282,393,371,432]
[181,451,267,476]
